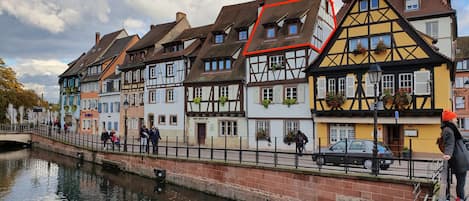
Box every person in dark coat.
[150,126,162,154]
[295,130,308,156]
[140,125,149,153]
[101,129,109,149]
[441,110,469,200]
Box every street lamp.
[123,99,129,152]
[368,64,382,176]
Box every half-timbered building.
[144,24,212,141]
[243,0,336,150]
[184,2,258,147]
[119,13,190,138]
[306,0,453,154]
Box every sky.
[0,0,468,103]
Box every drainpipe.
[245,83,249,149]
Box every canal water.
[0,145,228,201]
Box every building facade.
[243,0,336,150]
[306,0,453,154]
[454,37,469,136]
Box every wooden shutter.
[365,74,375,97]
[346,75,355,98]
[317,77,326,99]
[414,71,430,95]
[273,85,283,103]
[297,84,305,103]
[252,87,259,104]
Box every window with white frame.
[195,87,202,98]
[141,69,145,81]
[405,0,419,11]
[215,34,224,44]
[338,78,345,95]
[158,115,166,125]
[269,55,285,70]
[349,38,368,52]
[166,89,174,103]
[256,120,270,139]
[220,121,237,136]
[456,77,465,88]
[370,0,379,9]
[329,124,355,144]
[425,21,438,39]
[328,79,336,94]
[381,74,395,95]
[139,92,144,105]
[457,60,469,71]
[135,69,140,82]
[399,73,413,93]
[284,120,299,136]
[359,0,367,11]
[149,66,156,78]
[285,87,297,100]
[126,71,132,83]
[456,96,465,109]
[457,118,466,129]
[262,88,273,101]
[166,64,174,77]
[220,86,229,97]
[170,115,177,125]
[149,90,156,103]
[371,35,391,50]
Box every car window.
[377,144,388,152]
[349,141,365,150]
[331,141,345,151]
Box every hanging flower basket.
[64,105,70,112]
[65,87,71,94]
[262,99,271,109]
[194,97,201,105]
[283,98,297,107]
[219,96,228,106]
[380,90,394,106]
[256,129,270,141]
[283,131,296,145]
[374,40,388,54]
[394,89,412,110]
[71,105,77,112]
[352,43,367,55]
[326,92,346,109]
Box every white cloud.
[23,83,60,103]
[0,0,110,33]
[124,17,146,33]
[459,6,469,32]
[14,59,68,76]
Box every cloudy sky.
[0,0,468,103]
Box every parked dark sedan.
[312,140,394,170]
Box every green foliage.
[194,97,201,105]
[219,96,228,106]
[374,40,388,54]
[64,105,70,112]
[256,129,269,141]
[325,92,346,108]
[262,99,271,109]
[283,131,296,145]
[71,105,77,112]
[283,98,297,107]
[352,43,367,55]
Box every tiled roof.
[126,22,178,52]
[91,35,137,65]
[456,37,469,60]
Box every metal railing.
[0,124,444,182]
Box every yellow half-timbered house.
[305,0,453,154]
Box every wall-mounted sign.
[404,129,418,137]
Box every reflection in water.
[0,148,228,201]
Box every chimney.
[95,32,101,46]
[150,25,156,30]
[176,12,186,22]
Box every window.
[329,124,355,144]
[455,77,469,88]
[269,55,284,70]
[158,115,166,125]
[139,92,144,105]
[426,21,438,38]
[338,78,345,96]
[166,64,174,77]
[288,24,298,35]
[457,118,466,129]
[266,27,276,38]
[204,59,231,72]
[285,87,297,100]
[205,61,211,72]
[349,141,365,151]
[110,102,114,113]
[371,35,391,50]
[405,0,419,11]
[149,90,156,104]
[262,88,273,101]
[114,122,118,131]
[107,121,112,131]
[256,120,270,139]
[140,51,145,59]
[370,0,378,9]
[170,115,177,125]
[166,89,174,103]
[212,60,217,71]
[215,34,224,44]
[359,0,368,11]
[456,97,465,109]
[149,66,156,78]
[226,60,231,70]
[130,54,135,61]
[399,73,413,93]
[220,86,229,97]
[194,87,202,98]
[126,71,132,83]
[328,79,336,94]
[331,141,346,151]
[115,102,120,112]
[284,120,299,136]
[218,60,225,70]
[381,74,395,95]
[239,29,248,41]
[134,70,139,82]
[349,38,368,52]
[220,121,237,136]
[141,69,145,81]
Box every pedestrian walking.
[101,129,110,149]
[295,130,308,156]
[150,126,162,154]
[440,110,469,201]
[140,125,149,153]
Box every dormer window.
[405,0,419,11]
[215,34,224,44]
[164,43,184,53]
[140,52,145,59]
[204,58,232,72]
[359,0,379,11]
[130,54,135,61]
[288,23,298,35]
[266,27,276,39]
[238,29,248,41]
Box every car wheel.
[380,165,390,170]
[316,156,325,166]
[363,159,372,169]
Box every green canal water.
[0,145,228,201]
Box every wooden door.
[197,123,206,145]
[384,125,403,156]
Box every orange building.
[455,37,469,136]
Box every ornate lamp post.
[368,64,382,176]
[123,99,129,152]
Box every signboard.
[404,129,418,137]
[33,107,43,112]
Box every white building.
[99,74,121,135]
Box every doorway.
[197,123,206,145]
[384,124,403,156]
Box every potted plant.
[194,97,201,105]
[381,89,394,106]
[283,131,296,145]
[271,63,282,71]
[71,105,77,112]
[262,99,271,109]
[65,87,71,94]
[256,129,270,141]
[394,89,412,110]
[402,147,411,159]
[352,43,367,55]
[374,40,388,54]
[283,98,297,107]
[325,92,346,109]
[219,96,228,106]
[64,105,70,112]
